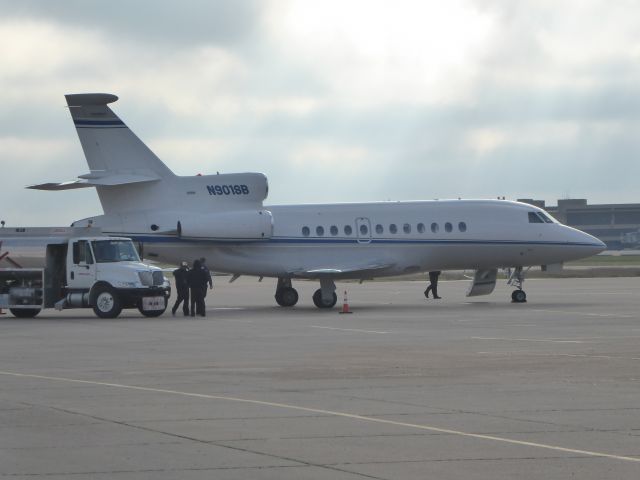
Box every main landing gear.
[508,266,528,303]
[275,278,299,307]
[275,277,337,309]
[312,278,337,309]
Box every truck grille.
[138,271,166,287]
[138,271,153,286]
[152,271,165,286]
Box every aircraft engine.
[177,210,273,241]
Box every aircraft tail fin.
[65,93,175,179]
[32,94,270,224]
[54,93,175,214]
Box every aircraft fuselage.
[89,199,604,279]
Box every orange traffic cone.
[339,290,352,314]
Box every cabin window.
[360,224,369,235]
[389,223,398,234]
[445,222,453,233]
[528,212,544,223]
[458,221,467,232]
[417,223,425,233]
[431,222,439,233]
[403,223,411,234]
[376,224,384,234]
[316,226,325,236]
[344,225,353,235]
[330,225,339,236]
[302,226,310,237]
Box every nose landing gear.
[511,289,527,303]
[508,266,528,303]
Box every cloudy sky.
[1,0,639,226]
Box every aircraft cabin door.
[355,217,372,244]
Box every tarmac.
[1,276,640,479]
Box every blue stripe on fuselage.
[107,232,602,248]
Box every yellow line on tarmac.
[1,370,639,464]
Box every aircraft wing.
[289,261,395,279]
[27,172,161,190]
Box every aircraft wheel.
[511,289,527,303]
[9,308,41,318]
[92,285,123,318]
[312,289,337,309]
[275,287,298,307]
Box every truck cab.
[1,228,171,318]
[65,236,170,318]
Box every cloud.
[473,0,640,92]
[265,0,495,106]
[0,136,100,226]
[0,0,265,48]
[1,0,640,227]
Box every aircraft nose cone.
[564,226,606,259]
[582,232,606,256]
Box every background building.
[518,199,640,250]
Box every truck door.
[67,240,96,290]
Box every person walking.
[188,259,207,316]
[171,261,190,316]
[200,257,213,297]
[424,271,442,299]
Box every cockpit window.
[537,212,554,223]
[528,212,544,223]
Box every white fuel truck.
[0,227,171,318]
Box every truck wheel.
[9,308,41,318]
[92,286,123,318]
[138,298,167,317]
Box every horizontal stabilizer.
[65,93,118,106]
[27,180,94,191]
[28,172,161,191]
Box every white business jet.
[29,93,605,308]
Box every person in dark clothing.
[188,259,207,316]
[424,271,442,299]
[171,261,190,316]
[200,257,213,297]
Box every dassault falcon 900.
[27,93,605,308]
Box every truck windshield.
[91,240,140,263]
